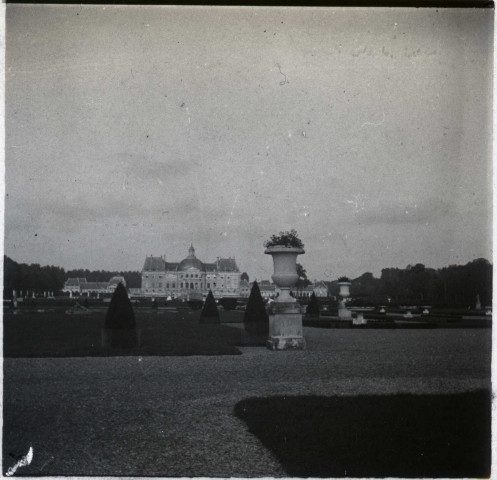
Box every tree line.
[325,258,492,307]
[3,255,492,307]
[3,256,142,296]
[4,256,66,295]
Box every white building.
[63,276,126,295]
[141,245,241,298]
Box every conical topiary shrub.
[103,282,137,348]
[200,290,220,323]
[243,281,269,341]
[306,292,320,317]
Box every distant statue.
[476,294,482,310]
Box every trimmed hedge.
[105,283,136,330]
[219,297,238,310]
[244,281,269,336]
[306,292,320,316]
[200,290,220,323]
[104,282,137,348]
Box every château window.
[172,283,175,288]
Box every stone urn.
[338,281,352,299]
[265,246,305,302]
[264,246,306,350]
[337,280,352,320]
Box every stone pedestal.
[267,302,306,350]
[338,302,352,320]
[352,311,367,326]
[337,281,352,320]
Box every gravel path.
[3,327,491,476]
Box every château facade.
[63,276,126,295]
[141,245,241,298]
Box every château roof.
[178,244,205,271]
[65,277,87,286]
[142,256,166,272]
[142,247,240,274]
[217,258,239,273]
[108,276,126,287]
[80,282,109,290]
[178,257,205,271]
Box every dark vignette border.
[3,0,495,8]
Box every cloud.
[354,199,457,226]
[116,153,196,180]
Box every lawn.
[3,308,245,357]
[235,390,491,478]
[2,316,492,477]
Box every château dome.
[178,244,205,272]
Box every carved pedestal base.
[338,306,352,320]
[267,302,305,350]
[352,312,367,326]
[267,335,306,350]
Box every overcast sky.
[5,5,493,281]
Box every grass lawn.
[3,308,244,357]
[3,327,491,477]
[234,390,491,478]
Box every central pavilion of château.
[141,245,241,298]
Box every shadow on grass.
[4,311,242,357]
[234,390,491,478]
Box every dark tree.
[244,280,269,336]
[241,272,249,282]
[4,256,66,297]
[306,292,320,316]
[296,263,311,292]
[200,290,220,323]
[105,283,136,330]
[219,297,238,310]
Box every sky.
[5,5,493,281]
